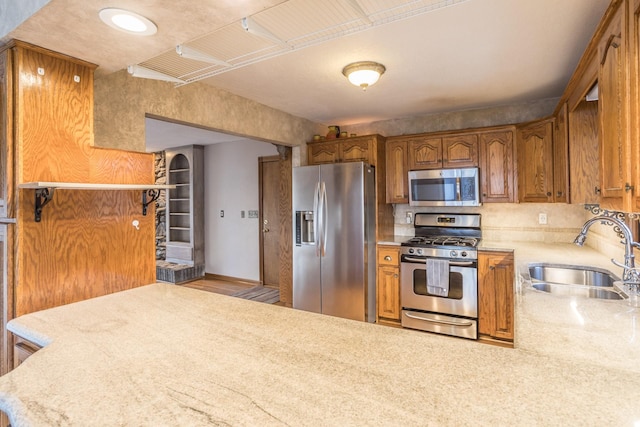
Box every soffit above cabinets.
[138,0,469,86]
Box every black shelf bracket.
[35,188,55,222]
[142,189,160,216]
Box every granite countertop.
[1,242,640,426]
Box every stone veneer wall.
[154,152,166,260]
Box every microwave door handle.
[455,177,461,201]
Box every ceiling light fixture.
[241,16,286,45]
[342,61,386,90]
[127,65,184,83]
[176,45,231,67]
[99,8,157,36]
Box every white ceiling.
[2,0,611,151]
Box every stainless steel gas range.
[400,213,481,340]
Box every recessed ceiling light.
[99,8,157,36]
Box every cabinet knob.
[394,274,398,278]
[595,186,601,195]
[556,191,563,196]
[384,255,392,261]
[546,192,551,197]
[489,266,495,270]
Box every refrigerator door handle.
[313,181,321,257]
[320,181,328,257]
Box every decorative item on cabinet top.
[18,182,176,222]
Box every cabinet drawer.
[378,247,400,266]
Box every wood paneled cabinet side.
[598,1,627,207]
[632,0,640,211]
[478,129,515,203]
[516,119,555,203]
[385,138,409,203]
[553,103,569,203]
[478,250,514,343]
[442,133,479,168]
[376,245,401,324]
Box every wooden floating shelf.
[18,182,176,222]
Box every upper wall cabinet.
[553,104,569,203]
[478,129,515,203]
[516,119,555,203]
[307,135,382,166]
[409,134,478,170]
[598,1,627,206]
[385,138,409,204]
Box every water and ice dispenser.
[295,211,314,245]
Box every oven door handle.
[402,256,474,267]
[404,312,474,327]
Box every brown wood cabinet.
[553,104,569,203]
[632,0,640,211]
[478,129,515,203]
[307,135,377,166]
[409,134,478,170]
[478,250,514,344]
[385,139,409,203]
[13,337,40,368]
[0,41,156,375]
[598,1,627,206]
[517,119,555,203]
[376,245,401,324]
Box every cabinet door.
[377,246,401,322]
[598,4,626,204]
[409,137,442,169]
[553,104,569,203]
[517,120,554,202]
[479,131,514,203]
[385,139,409,203]
[478,251,514,342]
[442,134,478,168]
[308,141,340,165]
[569,98,601,204]
[340,139,372,164]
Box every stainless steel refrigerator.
[293,162,376,322]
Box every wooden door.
[517,119,554,202]
[259,156,280,288]
[478,250,514,342]
[479,130,514,203]
[569,98,600,204]
[598,4,626,205]
[442,134,478,168]
[385,139,409,203]
[409,137,442,170]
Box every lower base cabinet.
[376,245,401,325]
[13,336,41,368]
[478,250,515,345]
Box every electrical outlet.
[538,213,547,225]
[406,211,413,224]
[241,210,245,218]
[248,210,259,218]
[220,210,224,218]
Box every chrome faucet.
[574,214,640,287]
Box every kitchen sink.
[528,263,625,300]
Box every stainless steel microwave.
[408,167,481,207]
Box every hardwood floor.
[181,278,284,305]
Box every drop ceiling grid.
[137,0,470,84]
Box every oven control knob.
[417,249,423,255]
[450,250,457,258]
[461,251,468,257]
[408,248,414,254]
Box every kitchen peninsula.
[1,251,639,426]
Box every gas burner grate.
[405,236,479,248]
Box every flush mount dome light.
[99,8,157,36]
[342,61,386,90]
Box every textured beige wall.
[344,98,559,137]
[93,70,324,152]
